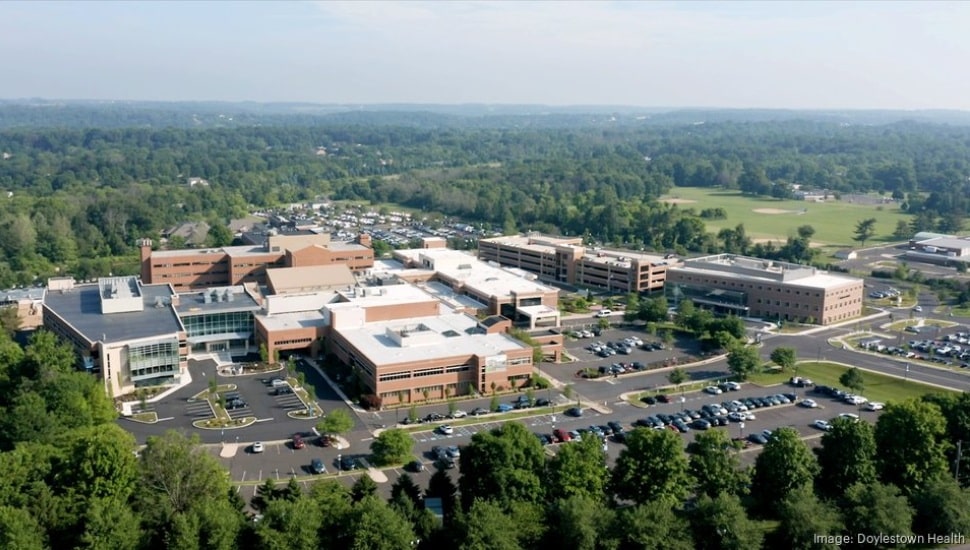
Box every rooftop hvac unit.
[154,296,164,308]
[226,290,234,302]
[203,292,212,304]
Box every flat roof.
[336,312,528,366]
[175,286,261,315]
[332,283,436,309]
[481,234,668,264]
[397,248,556,299]
[418,281,488,310]
[672,263,860,290]
[0,287,46,302]
[917,237,970,250]
[44,283,183,344]
[255,310,329,332]
[266,265,357,294]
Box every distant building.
[478,233,676,293]
[138,232,374,290]
[164,221,210,247]
[186,177,209,187]
[0,286,46,330]
[904,234,970,266]
[834,249,858,260]
[665,254,863,325]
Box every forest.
[2,107,970,288]
[0,329,968,549]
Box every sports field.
[659,187,912,249]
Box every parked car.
[438,425,454,435]
[497,403,514,413]
[565,407,584,418]
[450,410,467,419]
[595,309,613,318]
[405,460,426,473]
[812,419,832,431]
[554,429,571,443]
[535,398,551,407]
[704,385,723,395]
[292,434,305,449]
[340,456,357,471]
[748,433,769,444]
[865,402,885,411]
[470,407,489,416]
[273,386,293,395]
[446,445,461,458]
[799,399,819,408]
[310,458,327,474]
[837,413,861,422]
[723,381,741,391]
[251,441,264,453]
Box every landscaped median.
[189,383,257,430]
[745,361,958,403]
[396,405,570,434]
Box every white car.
[838,413,860,422]
[865,402,885,411]
[251,441,264,453]
[595,309,613,318]
[724,381,741,391]
[744,412,756,421]
[812,420,832,431]
[799,399,818,408]
[450,410,467,419]
[704,386,723,395]
[913,305,923,312]
[844,394,868,406]
[438,425,454,435]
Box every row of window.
[378,364,473,383]
[275,337,312,346]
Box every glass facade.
[666,283,749,315]
[128,338,181,382]
[181,311,254,339]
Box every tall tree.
[612,501,694,550]
[769,347,797,372]
[689,492,764,550]
[686,429,749,498]
[726,344,760,381]
[316,409,355,443]
[839,367,865,394]
[775,486,843,550]
[346,496,416,550]
[546,432,610,501]
[456,500,520,550]
[874,400,950,494]
[751,427,819,513]
[841,482,914,543]
[369,428,413,466]
[351,475,379,503]
[909,477,970,539]
[611,428,691,506]
[814,416,877,499]
[544,496,617,550]
[458,421,546,511]
[0,505,45,550]
[852,218,877,247]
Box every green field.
[659,187,912,250]
[746,361,956,404]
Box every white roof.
[336,312,528,366]
[256,310,329,331]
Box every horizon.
[3,1,970,110]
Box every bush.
[360,394,382,411]
[530,373,551,389]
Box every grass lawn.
[746,361,956,403]
[885,319,958,331]
[659,187,911,248]
[933,305,970,318]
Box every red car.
[553,429,572,443]
[292,434,305,449]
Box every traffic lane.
[826,348,970,392]
[570,363,733,402]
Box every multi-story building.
[42,276,188,396]
[138,232,374,290]
[477,233,675,293]
[0,286,46,330]
[665,254,863,325]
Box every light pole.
[739,422,745,441]
[905,363,910,381]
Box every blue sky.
[3,1,969,109]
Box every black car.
[339,456,357,471]
[470,407,489,416]
[274,386,293,395]
[631,361,646,370]
[535,398,551,407]
[691,419,711,430]
[748,433,769,445]
[404,460,426,473]
[607,421,625,434]
[656,394,671,404]
[565,407,584,418]
[535,433,553,445]
[310,458,327,475]
[641,396,657,405]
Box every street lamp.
[739,422,745,441]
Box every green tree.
[390,473,422,508]
[425,465,459,519]
[839,367,865,394]
[253,495,322,550]
[775,486,843,550]
[347,496,416,550]
[842,482,914,544]
[252,478,279,513]
[408,405,418,423]
[910,477,970,539]
[77,497,143,550]
[0,505,46,550]
[546,433,610,501]
[612,500,694,550]
[751,427,819,513]
[686,428,749,498]
[370,429,413,466]
[726,344,760,380]
[206,222,234,247]
[59,423,138,501]
[638,296,669,323]
[689,492,764,550]
[351,475,379,503]
[447,400,458,417]
[489,395,500,412]
[259,343,269,363]
[316,409,354,442]
[893,219,912,240]
[544,495,617,550]
[874,400,950,494]
[769,347,797,372]
[814,416,877,499]
[457,500,520,550]
[458,421,546,511]
[852,217,877,247]
[611,428,691,505]
[667,367,687,386]
[135,430,230,522]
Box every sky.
[2,0,970,110]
